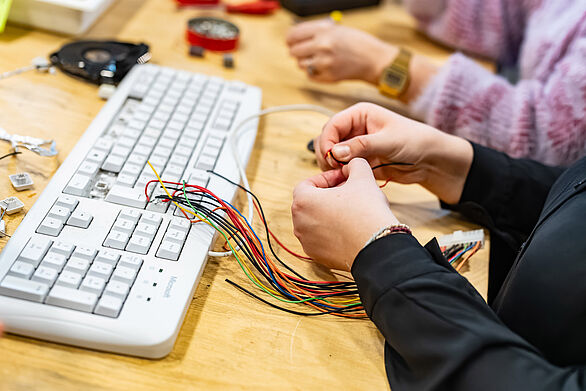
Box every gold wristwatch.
[378,48,412,102]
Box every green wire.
[180,181,325,305]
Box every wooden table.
[0,1,490,390]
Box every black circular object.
[50,40,150,85]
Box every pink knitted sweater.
[405,0,586,166]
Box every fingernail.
[332,145,350,159]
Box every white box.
[8,0,114,35]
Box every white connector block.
[438,229,485,248]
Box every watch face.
[384,69,408,90]
[384,72,403,86]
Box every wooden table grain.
[0,1,491,390]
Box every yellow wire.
[147,161,281,295]
[147,161,359,304]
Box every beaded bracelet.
[363,223,412,249]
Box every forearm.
[412,51,586,166]
[353,234,586,391]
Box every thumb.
[342,158,376,183]
[331,132,388,164]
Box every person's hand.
[286,20,398,84]
[315,103,474,204]
[292,158,399,271]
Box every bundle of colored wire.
[145,161,482,318]
[441,242,482,272]
[145,162,366,318]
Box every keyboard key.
[55,271,83,288]
[95,295,124,318]
[64,174,91,196]
[111,266,137,285]
[95,250,120,266]
[175,145,194,158]
[78,161,100,177]
[41,252,68,271]
[80,276,106,295]
[18,238,52,267]
[116,173,137,187]
[102,155,125,173]
[152,145,173,158]
[88,262,114,279]
[126,235,152,254]
[104,281,130,300]
[105,185,148,208]
[46,285,98,312]
[110,145,132,157]
[156,241,181,261]
[72,247,97,261]
[67,210,93,229]
[164,229,187,244]
[0,275,49,302]
[119,209,141,224]
[140,212,162,227]
[55,196,79,212]
[47,205,72,223]
[120,163,142,177]
[8,260,35,279]
[104,230,131,250]
[86,149,108,165]
[169,218,191,234]
[195,155,216,171]
[31,266,59,286]
[112,218,136,234]
[134,223,158,241]
[118,255,143,271]
[49,241,75,257]
[94,137,113,152]
[64,257,91,275]
[37,217,64,237]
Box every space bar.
[105,185,147,208]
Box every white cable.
[207,104,335,257]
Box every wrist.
[422,134,473,204]
[401,54,439,104]
[366,43,398,85]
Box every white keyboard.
[0,64,262,358]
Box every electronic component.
[9,172,34,191]
[223,53,234,68]
[438,229,485,248]
[50,40,151,85]
[0,196,24,215]
[98,84,117,100]
[189,45,205,57]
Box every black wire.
[206,171,357,289]
[326,151,414,170]
[226,279,366,317]
[156,181,366,314]
[0,151,21,161]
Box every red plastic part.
[226,1,280,15]
[186,29,239,52]
[176,0,219,5]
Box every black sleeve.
[352,234,586,391]
[442,143,565,249]
[441,143,566,303]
